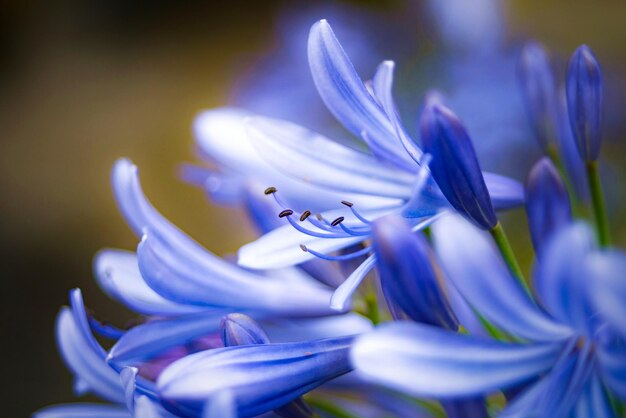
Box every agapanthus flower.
[352,214,626,416]
[226,20,523,308]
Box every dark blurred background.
[1,1,624,415]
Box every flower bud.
[518,42,557,152]
[566,45,603,162]
[525,158,572,256]
[372,214,457,329]
[220,313,270,347]
[420,96,497,229]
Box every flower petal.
[432,214,572,341]
[571,372,615,418]
[587,250,626,337]
[137,227,336,316]
[158,336,354,417]
[352,322,563,398]
[246,115,414,198]
[94,249,203,316]
[56,304,124,403]
[534,222,597,336]
[308,20,413,167]
[107,310,232,366]
[483,172,525,210]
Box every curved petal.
[107,310,232,366]
[262,314,373,343]
[56,306,124,403]
[158,336,354,417]
[370,60,423,164]
[137,227,336,316]
[351,322,563,398]
[482,172,525,209]
[246,116,414,198]
[94,249,203,316]
[534,222,597,336]
[193,108,394,211]
[597,342,626,400]
[432,214,572,342]
[308,20,413,167]
[571,372,615,418]
[587,250,626,337]
[203,391,237,418]
[33,404,131,418]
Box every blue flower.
[103,159,374,365]
[230,21,523,308]
[352,215,625,416]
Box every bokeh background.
[1,0,625,415]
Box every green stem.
[586,161,610,247]
[489,222,530,295]
[547,144,585,218]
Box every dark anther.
[264,186,277,195]
[341,200,354,207]
[316,213,324,221]
[300,210,312,222]
[331,216,345,227]
[299,244,308,252]
[278,209,294,218]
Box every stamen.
[285,216,347,238]
[346,204,373,225]
[305,245,372,261]
[300,244,308,252]
[331,216,345,227]
[341,200,353,207]
[278,209,294,218]
[264,186,277,195]
[299,210,312,222]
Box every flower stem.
[586,161,610,247]
[489,222,530,295]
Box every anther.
[331,216,345,227]
[299,244,308,252]
[316,213,324,221]
[278,209,294,218]
[300,210,312,222]
[341,200,353,207]
[264,186,277,195]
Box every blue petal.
[33,404,131,418]
[432,214,572,341]
[330,254,377,311]
[107,310,230,365]
[158,336,354,417]
[221,313,270,346]
[94,249,203,316]
[597,341,626,400]
[534,222,597,336]
[137,227,337,315]
[57,291,125,403]
[193,107,386,212]
[571,372,615,418]
[351,322,563,398]
[587,250,626,337]
[203,391,237,418]
[308,20,414,168]
[262,314,373,342]
[500,348,593,417]
[246,115,415,198]
[483,172,525,210]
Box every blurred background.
[1,0,625,415]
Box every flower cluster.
[36,5,625,418]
